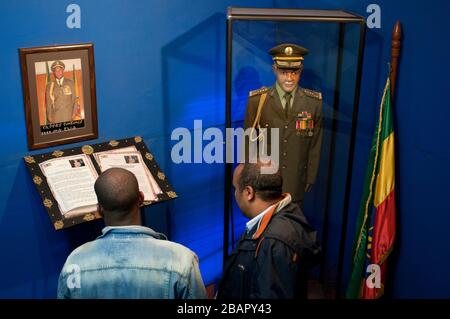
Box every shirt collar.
[275,81,297,102]
[245,193,292,233]
[246,203,275,233]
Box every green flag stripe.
[346,122,380,298]
[380,86,393,141]
[346,78,391,298]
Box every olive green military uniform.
[45,77,76,123]
[243,85,323,203]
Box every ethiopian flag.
[346,76,396,299]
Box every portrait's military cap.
[269,43,308,69]
[51,60,65,71]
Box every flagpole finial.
[390,21,402,98]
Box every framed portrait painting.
[19,43,98,150]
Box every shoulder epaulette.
[249,86,269,97]
[303,88,322,100]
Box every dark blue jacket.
[218,202,321,299]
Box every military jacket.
[45,78,76,123]
[243,86,323,202]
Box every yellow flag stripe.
[374,132,395,206]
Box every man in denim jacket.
[57,168,207,299]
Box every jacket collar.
[252,193,292,239]
[269,86,305,122]
[98,225,167,240]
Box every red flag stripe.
[372,190,396,265]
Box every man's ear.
[244,186,256,201]
[138,191,145,207]
[272,64,277,74]
[97,204,104,218]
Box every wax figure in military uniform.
[45,60,77,123]
[243,43,323,206]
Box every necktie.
[284,93,292,119]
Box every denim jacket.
[57,225,207,299]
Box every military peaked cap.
[51,60,65,71]
[269,43,308,69]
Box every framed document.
[19,43,98,150]
[24,136,177,230]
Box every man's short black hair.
[94,168,140,219]
[238,162,282,201]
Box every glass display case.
[224,7,365,297]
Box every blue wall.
[1,0,450,298]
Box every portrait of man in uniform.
[243,43,323,207]
[32,59,85,126]
[20,43,98,150]
[45,60,80,124]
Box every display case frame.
[224,7,366,297]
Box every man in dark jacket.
[218,162,321,299]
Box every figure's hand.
[305,184,313,192]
